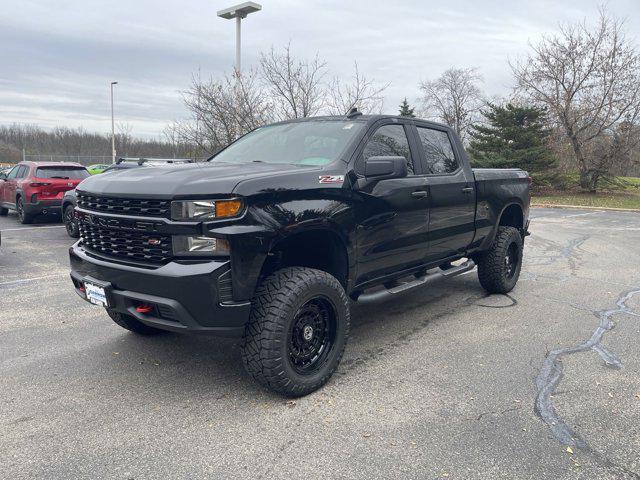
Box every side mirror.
[364,156,408,180]
[0,174,6,181]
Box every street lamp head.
[111,81,118,85]
[217,2,261,19]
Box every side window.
[417,127,459,174]
[7,166,20,179]
[17,166,29,178]
[362,124,414,175]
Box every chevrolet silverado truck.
[69,112,530,396]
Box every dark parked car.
[0,162,89,224]
[69,112,530,396]
[63,158,194,237]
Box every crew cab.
[0,162,89,224]
[69,112,530,396]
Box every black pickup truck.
[69,112,530,396]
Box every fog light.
[172,236,230,256]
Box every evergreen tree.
[468,103,555,173]
[398,98,416,117]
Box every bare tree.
[511,8,640,191]
[325,62,388,115]
[175,70,273,155]
[115,122,133,156]
[259,44,327,120]
[419,67,484,143]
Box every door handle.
[411,191,428,198]
[461,187,474,193]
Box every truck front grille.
[79,222,173,265]
[77,192,171,218]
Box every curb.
[531,203,640,213]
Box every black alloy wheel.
[288,297,338,375]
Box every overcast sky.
[1,0,638,139]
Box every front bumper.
[69,242,251,337]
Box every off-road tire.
[106,309,165,335]
[477,226,523,294]
[64,204,80,238]
[241,267,350,397]
[0,206,8,216]
[17,197,33,224]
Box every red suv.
[0,162,89,224]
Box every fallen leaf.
[112,352,119,355]
[285,400,296,408]
[635,394,640,400]
[362,432,371,438]
[566,446,574,454]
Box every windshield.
[211,121,364,166]
[36,167,90,179]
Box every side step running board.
[355,260,476,304]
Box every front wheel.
[241,267,350,397]
[477,226,523,294]
[64,205,79,238]
[0,206,8,216]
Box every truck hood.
[76,162,315,198]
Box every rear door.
[354,121,431,283]
[34,166,90,200]
[413,124,476,263]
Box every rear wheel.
[477,226,523,294]
[241,267,350,397]
[64,204,79,238]
[106,309,165,335]
[16,197,33,224]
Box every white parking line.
[0,225,66,232]
[0,274,68,287]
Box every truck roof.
[270,114,451,131]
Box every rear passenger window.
[417,127,459,174]
[17,166,29,178]
[362,124,414,175]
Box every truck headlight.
[171,199,243,221]
[172,236,230,256]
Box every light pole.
[110,81,118,164]
[217,2,262,74]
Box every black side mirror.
[364,156,408,180]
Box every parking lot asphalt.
[1,207,639,480]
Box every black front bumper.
[69,242,251,337]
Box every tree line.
[0,123,195,164]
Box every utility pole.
[110,81,118,163]
[217,2,262,75]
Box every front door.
[2,165,21,205]
[354,122,431,284]
[413,125,476,263]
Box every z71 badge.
[318,175,344,184]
